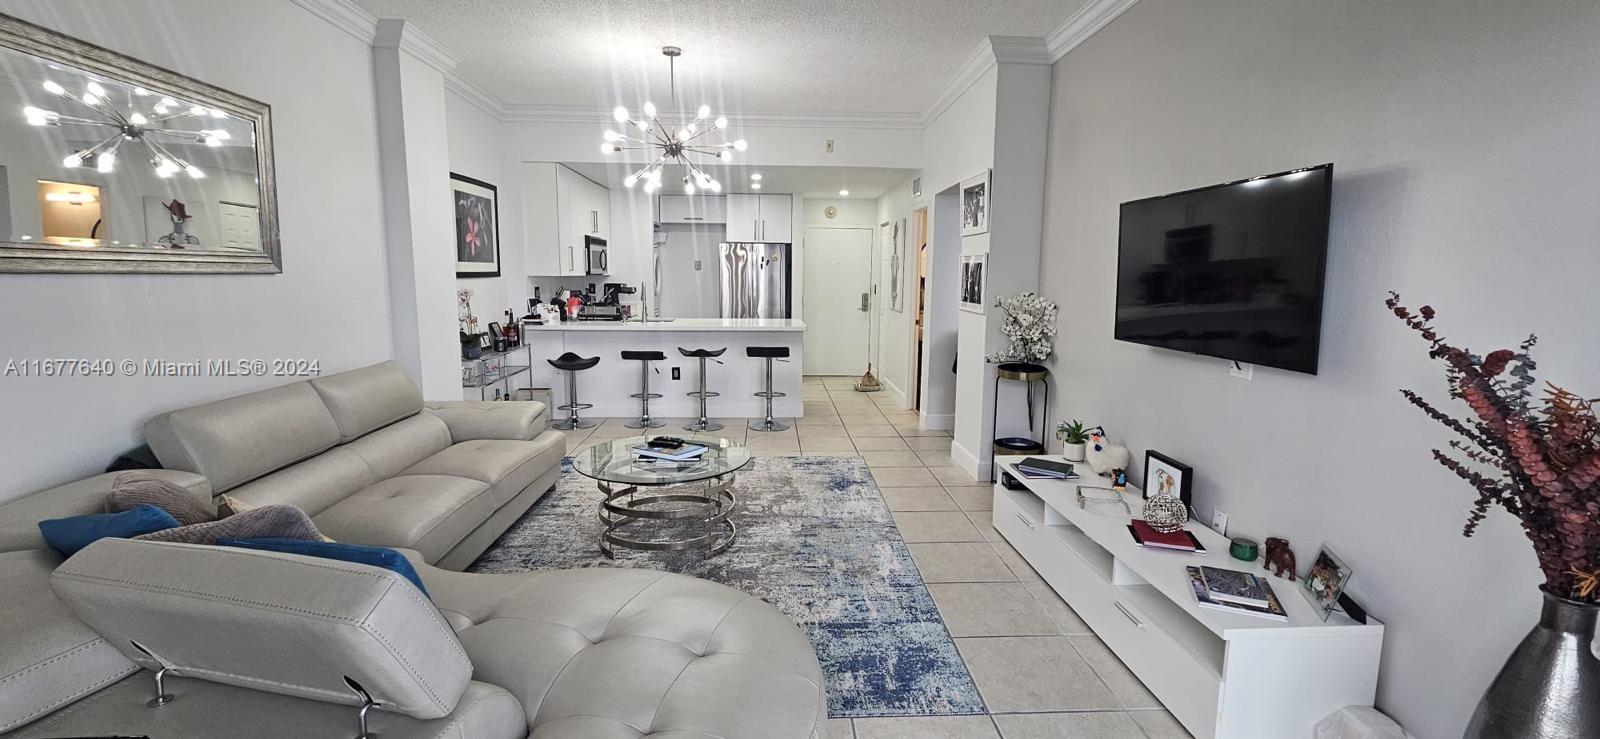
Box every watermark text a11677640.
[3,358,323,378]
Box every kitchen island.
[521,318,805,419]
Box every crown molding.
[1044,0,1141,61]
[289,0,376,44]
[443,72,507,118]
[918,38,996,127]
[990,36,1052,65]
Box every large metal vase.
[1465,588,1600,738]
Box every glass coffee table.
[571,435,751,558]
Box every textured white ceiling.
[351,0,1084,115]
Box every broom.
[854,362,882,393]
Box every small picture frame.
[959,253,986,313]
[1142,450,1193,509]
[487,321,502,339]
[1302,545,1354,622]
[960,169,991,236]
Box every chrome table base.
[597,475,737,558]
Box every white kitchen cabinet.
[658,194,727,225]
[522,163,609,277]
[725,193,791,242]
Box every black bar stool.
[678,347,727,432]
[621,350,666,429]
[746,346,791,432]
[546,352,600,430]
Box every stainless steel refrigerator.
[718,242,791,319]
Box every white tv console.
[991,457,1384,739]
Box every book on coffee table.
[632,444,708,462]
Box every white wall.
[875,176,916,403]
[1039,1,1600,736]
[0,0,391,503]
[446,90,518,324]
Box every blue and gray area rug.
[470,456,985,717]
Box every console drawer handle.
[1015,512,1036,530]
[1115,601,1144,628]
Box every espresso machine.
[577,283,635,321]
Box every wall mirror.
[0,14,279,273]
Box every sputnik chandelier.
[24,78,232,179]
[600,45,747,195]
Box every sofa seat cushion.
[313,475,496,563]
[408,565,826,739]
[0,550,136,734]
[402,436,563,509]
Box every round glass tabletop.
[570,435,752,486]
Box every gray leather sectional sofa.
[0,361,826,737]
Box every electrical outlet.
[825,138,835,153]
[1211,509,1229,536]
[671,367,681,380]
[1229,361,1253,380]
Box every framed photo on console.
[1302,545,1354,622]
[1143,450,1193,508]
[452,172,501,278]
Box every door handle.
[591,210,598,233]
[1114,601,1144,628]
[567,246,573,272]
[761,219,767,240]
[860,292,870,311]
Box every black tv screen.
[1114,164,1332,374]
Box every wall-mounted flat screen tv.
[1114,163,1333,374]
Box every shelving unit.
[993,457,1384,739]
[462,344,532,400]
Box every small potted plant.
[1055,420,1092,462]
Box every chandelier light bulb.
[697,104,710,119]
[624,174,639,189]
[23,106,53,126]
[85,81,106,98]
[719,150,732,161]
[732,139,748,152]
[687,123,697,134]
[750,173,763,181]
[603,130,621,142]
[61,152,82,168]
[128,112,147,125]
[185,165,205,179]
[42,80,65,95]
[676,128,690,141]
[204,135,222,147]
[709,180,722,193]
[154,159,178,178]
[684,181,696,195]
[600,142,615,155]
[643,101,657,118]
[80,93,99,106]
[714,116,727,129]
[189,105,207,116]
[95,152,115,173]
[612,106,629,123]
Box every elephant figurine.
[1263,536,1297,580]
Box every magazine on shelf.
[632,444,708,462]
[1198,565,1274,608]
[1186,566,1287,621]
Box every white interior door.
[218,202,260,251]
[802,227,872,375]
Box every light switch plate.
[1211,509,1228,536]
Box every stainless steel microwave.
[584,235,607,275]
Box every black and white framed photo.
[959,253,986,313]
[1143,450,1193,508]
[1302,545,1354,622]
[452,172,501,278]
[960,169,991,236]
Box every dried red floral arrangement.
[1388,292,1600,602]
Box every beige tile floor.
[563,375,1191,738]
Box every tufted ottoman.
[411,561,828,738]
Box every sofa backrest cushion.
[309,361,424,443]
[0,549,137,734]
[145,382,342,493]
[51,539,472,720]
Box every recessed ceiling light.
[751,183,762,190]
[750,173,763,181]
[839,189,850,197]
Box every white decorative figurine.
[1085,428,1130,476]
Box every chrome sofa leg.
[130,640,174,707]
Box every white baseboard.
[918,411,954,431]
[951,439,991,481]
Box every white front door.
[802,227,873,375]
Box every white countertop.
[523,317,805,332]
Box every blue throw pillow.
[38,504,180,557]
[217,538,429,596]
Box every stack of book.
[1126,519,1206,553]
[1186,565,1288,622]
[632,441,709,470]
[1014,457,1078,480]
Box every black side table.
[989,361,1049,482]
